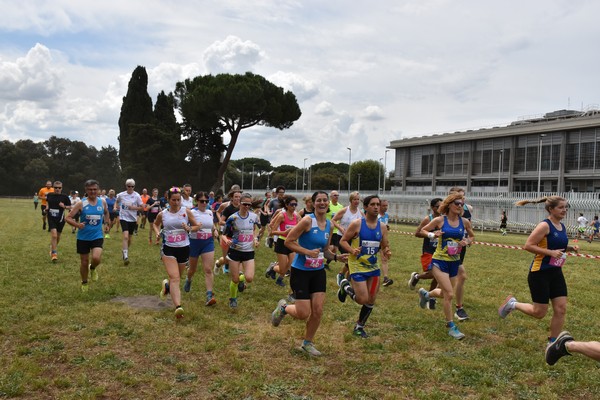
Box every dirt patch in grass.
[110,295,170,311]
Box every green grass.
[1,198,599,399]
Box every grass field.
[1,198,599,399]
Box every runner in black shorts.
[498,196,580,352]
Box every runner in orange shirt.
[38,180,54,231]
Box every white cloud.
[314,101,334,116]
[361,105,384,121]
[268,71,319,102]
[0,43,64,103]
[203,35,265,74]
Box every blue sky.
[1,0,599,170]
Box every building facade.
[389,109,600,193]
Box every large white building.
[389,109,600,193]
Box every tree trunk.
[211,128,240,193]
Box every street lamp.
[384,150,390,193]
[251,164,255,192]
[537,134,547,195]
[347,147,352,194]
[378,157,383,195]
[358,173,361,192]
[303,158,308,193]
[497,150,503,188]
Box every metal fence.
[278,191,600,236]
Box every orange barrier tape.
[389,230,600,260]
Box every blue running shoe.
[183,278,192,293]
[418,288,429,309]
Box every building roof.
[389,109,600,148]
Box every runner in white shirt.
[575,213,588,241]
[116,178,144,265]
[181,183,194,210]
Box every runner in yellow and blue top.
[66,179,110,293]
[337,195,392,339]
[418,192,475,340]
[222,193,261,309]
[498,196,580,356]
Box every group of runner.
[35,179,600,363]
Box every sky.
[1,0,599,171]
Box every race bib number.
[85,214,101,226]
[304,252,324,269]
[190,229,212,240]
[166,229,187,244]
[49,208,60,217]
[549,255,566,267]
[150,207,159,213]
[238,230,254,243]
[430,238,439,248]
[446,241,462,256]
[361,240,380,255]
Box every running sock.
[342,281,356,301]
[357,304,374,326]
[229,280,238,299]
[123,249,128,258]
[446,321,455,328]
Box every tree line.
[3,66,390,196]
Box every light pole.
[303,158,308,193]
[384,150,390,193]
[537,134,547,195]
[378,157,383,195]
[251,164,255,192]
[347,147,352,194]
[497,150,503,188]
[358,173,361,192]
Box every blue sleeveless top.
[292,215,331,271]
[77,199,105,241]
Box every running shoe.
[408,272,419,290]
[284,270,290,277]
[545,331,573,365]
[90,266,99,282]
[205,294,216,306]
[265,262,277,279]
[275,277,285,287]
[382,277,394,287]
[498,295,517,319]
[51,252,58,263]
[337,278,349,303]
[229,298,238,309]
[213,262,220,275]
[123,256,130,266]
[174,307,184,319]
[336,273,345,286]
[238,274,246,292]
[287,293,296,303]
[183,278,191,293]
[418,288,429,309]
[301,342,322,357]
[427,298,437,310]
[81,282,89,293]
[454,308,469,321]
[222,265,229,274]
[160,279,170,300]
[271,299,287,327]
[104,233,111,239]
[353,327,369,339]
[448,325,465,340]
